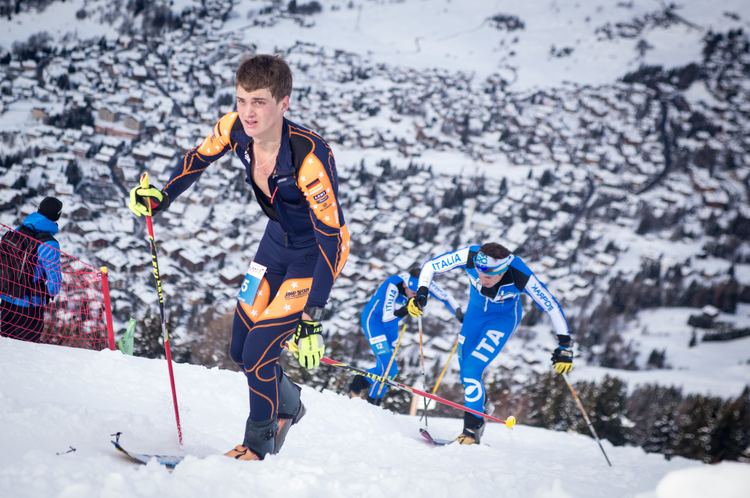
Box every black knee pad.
[277,370,302,419]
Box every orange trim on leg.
[256,278,312,321]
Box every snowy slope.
[0,337,748,498]
[0,0,749,474]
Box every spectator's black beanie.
[38,197,63,222]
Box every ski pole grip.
[139,171,155,236]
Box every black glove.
[394,305,409,318]
[551,334,573,374]
[415,286,429,308]
[455,308,464,323]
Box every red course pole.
[140,172,183,446]
[100,266,116,351]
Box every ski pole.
[419,332,459,423]
[376,322,407,397]
[140,172,183,445]
[432,333,459,394]
[561,373,612,467]
[417,316,430,425]
[320,355,516,428]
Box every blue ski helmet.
[399,263,421,291]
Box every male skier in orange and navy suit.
[128,55,349,460]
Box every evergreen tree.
[65,161,82,187]
[643,411,679,459]
[590,375,627,446]
[672,394,723,461]
[707,387,750,463]
[628,384,683,453]
[134,311,168,359]
[524,373,572,430]
[646,348,667,369]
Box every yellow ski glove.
[292,319,325,369]
[129,184,168,217]
[407,298,424,318]
[551,345,573,374]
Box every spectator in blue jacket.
[0,197,63,342]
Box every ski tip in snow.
[110,433,185,469]
[419,428,455,446]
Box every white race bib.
[237,261,267,305]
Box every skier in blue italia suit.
[349,266,462,404]
[406,242,573,444]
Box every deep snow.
[0,338,748,498]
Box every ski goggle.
[474,251,512,275]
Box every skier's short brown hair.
[235,54,293,102]
[479,242,511,259]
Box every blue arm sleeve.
[37,241,62,297]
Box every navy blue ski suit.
[162,113,349,455]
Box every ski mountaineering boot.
[225,444,261,461]
[456,412,485,445]
[274,371,306,454]
[226,417,276,461]
[348,374,370,399]
[226,371,303,460]
[456,397,493,444]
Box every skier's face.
[236,86,288,140]
[477,270,503,288]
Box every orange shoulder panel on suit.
[297,153,341,229]
[197,112,238,156]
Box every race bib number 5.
[237,261,267,305]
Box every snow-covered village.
[1,1,749,497]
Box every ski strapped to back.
[319,355,517,427]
